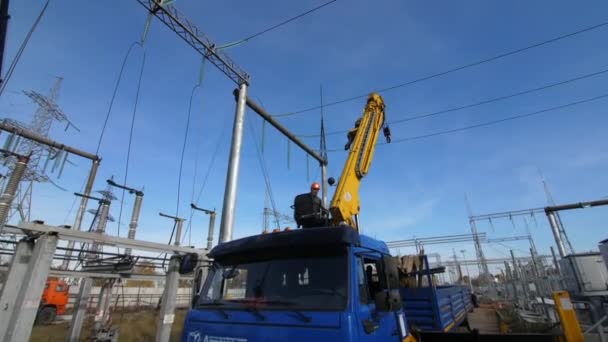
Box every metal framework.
[135,0,250,85]
[486,235,530,243]
[386,233,487,248]
[3,222,200,254]
[0,221,204,342]
[439,255,550,267]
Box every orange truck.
[35,277,69,325]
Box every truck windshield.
[198,249,347,311]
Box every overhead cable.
[276,20,608,118]
[390,92,608,144]
[96,42,145,155]
[299,67,608,138]
[116,53,147,240]
[176,84,199,219]
[324,92,608,151]
[219,0,337,49]
[0,0,49,97]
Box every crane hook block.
[383,125,392,143]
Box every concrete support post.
[0,239,34,336]
[125,192,144,255]
[1,233,58,342]
[546,211,566,257]
[206,212,216,250]
[155,255,181,342]
[67,278,93,342]
[62,159,100,269]
[93,279,115,332]
[0,155,28,233]
[219,82,248,244]
[68,198,111,341]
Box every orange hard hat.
[311,182,320,190]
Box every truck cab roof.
[209,226,390,262]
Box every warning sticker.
[163,314,175,324]
[560,297,572,310]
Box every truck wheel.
[35,306,56,325]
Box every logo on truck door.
[188,334,246,342]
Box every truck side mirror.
[374,289,402,311]
[379,256,400,290]
[192,268,204,307]
[179,253,199,275]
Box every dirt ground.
[29,309,187,342]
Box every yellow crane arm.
[329,93,390,229]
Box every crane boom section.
[330,93,387,228]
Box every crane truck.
[179,93,420,342]
[179,94,570,341]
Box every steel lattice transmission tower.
[465,195,491,280]
[1,77,77,222]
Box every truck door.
[354,255,401,341]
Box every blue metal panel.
[182,309,347,342]
[358,234,390,254]
[401,285,472,332]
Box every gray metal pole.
[546,211,566,257]
[461,250,473,289]
[175,219,184,246]
[0,121,99,160]
[550,246,561,275]
[510,250,523,307]
[504,261,518,303]
[321,164,328,209]
[125,192,144,255]
[530,248,551,321]
[62,159,100,269]
[219,82,248,243]
[2,233,58,342]
[235,90,325,165]
[89,200,111,257]
[207,212,216,250]
[155,255,180,342]
[0,239,34,336]
[0,155,28,233]
[518,260,530,309]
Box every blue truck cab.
[182,226,416,342]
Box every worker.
[293,182,326,228]
[365,265,380,299]
[344,118,362,150]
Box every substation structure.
[0,221,206,342]
[470,199,608,338]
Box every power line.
[324,92,608,151]
[392,93,608,143]
[299,67,608,138]
[116,53,147,239]
[96,42,144,155]
[0,0,49,97]
[219,0,338,49]
[175,84,199,219]
[275,20,608,118]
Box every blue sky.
[2,0,608,275]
